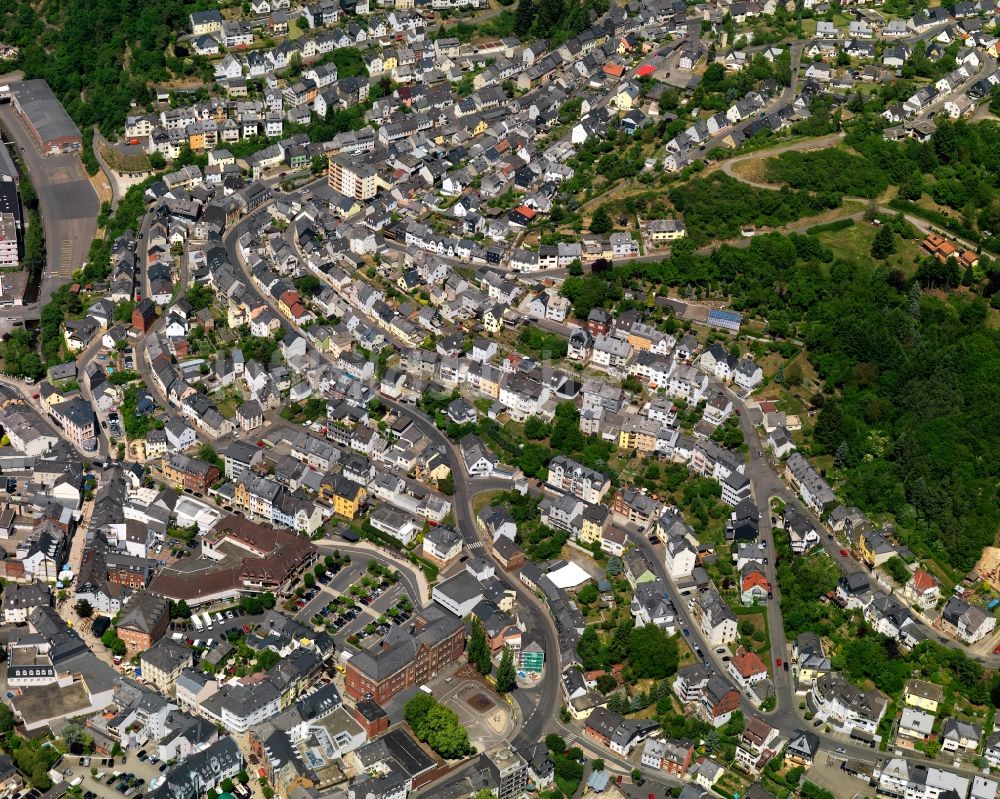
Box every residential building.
[941,597,997,644]
[807,673,888,742]
[141,638,193,695]
[546,455,610,504]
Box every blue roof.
[587,771,610,791]
[707,309,743,323]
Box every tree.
[114,300,136,323]
[871,225,897,259]
[630,769,641,783]
[515,0,535,36]
[545,734,566,754]
[495,645,516,694]
[784,359,803,387]
[403,695,471,759]
[590,206,613,234]
[169,599,191,619]
[576,583,599,605]
[467,617,492,675]
[198,444,223,469]
[62,723,85,751]
[834,441,849,468]
[592,759,605,771]
[255,650,281,672]
[149,152,166,169]
[74,599,93,618]
[303,572,315,589]
[0,703,13,736]
[523,415,550,440]
[628,626,679,679]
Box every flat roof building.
[10,80,83,155]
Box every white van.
[191,616,203,633]
[202,612,214,630]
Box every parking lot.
[294,564,416,650]
[42,743,176,799]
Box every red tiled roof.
[732,647,767,678]
[911,569,937,593]
[742,570,770,592]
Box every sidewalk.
[316,537,431,602]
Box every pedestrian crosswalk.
[467,540,484,551]
[58,239,73,275]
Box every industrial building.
[10,80,82,155]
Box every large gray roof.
[11,80,82,143]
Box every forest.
[667,173,842,245]
[561,231,1000,572]
[0,0,210,134]
[764,148,888,199]
[771,118,1000,254]
[513,0,608,44]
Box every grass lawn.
[817,221,925,274]
[215,388,244,419]
[736,609,772,662]
[472,490,504,515]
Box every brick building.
[345,605,465,704]
[116,591,171,655]
[163,453,220,494]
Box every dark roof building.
[10,79,82,154]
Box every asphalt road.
[220,206,567,747]
[0,97,99,311]
[377,394,564,748]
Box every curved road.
[219,205,565,747]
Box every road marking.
[467,541,483,551]
[58,239,74,275]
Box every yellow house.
[322,475,366,519]
[473,118,489,136]
[903,679,944,714]
[478,365,501,400]
[618,417,658,455]
[233,481,252,514]
[579,504,609,545]
[484,305,505,334]
[383,53,398,71]
[188,129,206,151]
[613,84,640,112]
[627,330,653,351]
[857,529,895,568]
[648,219,686,243]
[797,660,828,686]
